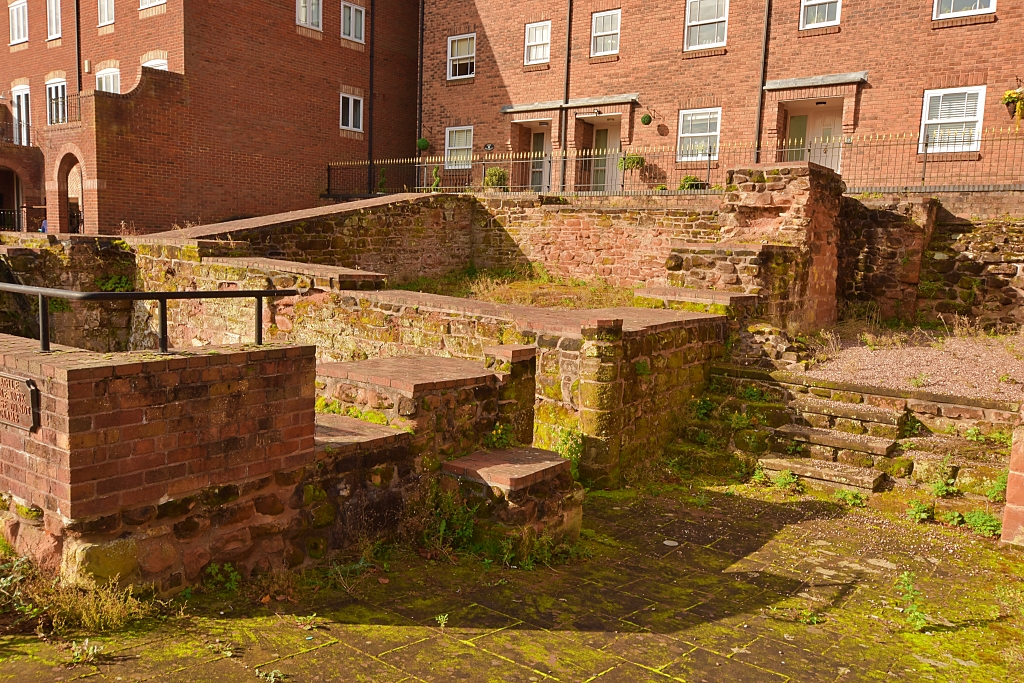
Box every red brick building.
[0,0,417,234]
[419,0,1022,191]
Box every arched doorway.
[55,153,84,234]
[0,166,22,231]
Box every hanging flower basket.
[1003,88,1024,127]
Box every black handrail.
[0,283,298,353]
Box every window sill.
[798,25,840,37]
[932,14,996,29]
[589,54,619,64]
[341,36,365,51]
[523,63,550,72]
[139,3,167,19]
[47,37,62,48]
[9,43,28,53]
[681,47,726,60]
[446,77,474,85]
[340,129,364,141]
[916,151,981,162]
[98,24,114,36]
[296,25,323,40]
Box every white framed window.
[445,126,473,169]
[142,58,168,70]
[677,107,721,161]
[139,0,166,8]
[920,86,986,152]
[46,0,61,39]
[98,0,114,26]
[447,34,475,80]
[341,2,364,42]
[11,85,30,145]
[9,0,28,45]
[524,20,550,65]
[296,0,321,30]
[340,94,363,131]
[96,68,120,93]
[46,79,68,124]
[800,0,840,29]
[590,9,620,56]
[685,0,728,50]
[934,0,995,20]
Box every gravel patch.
[805,336,1024,402]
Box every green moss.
[303,485,328,506]
[15,504,42,521]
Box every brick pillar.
[1001,425,1024,545]
[484,345,537,445]
[579,318,624,488]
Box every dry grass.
[394,264,636,310]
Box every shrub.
[678,175,703,190]
[618,154,645,172]
[416,137,430,151]
[834,489,867,508]
[483,166,509,190]
[906,500,934,523]
[964,510,1002,538]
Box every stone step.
[668,241,765,256]
[442,446,571,493]
[774,424,897,457]
[635,286,759,308]
[790,396,905,426]
[760,457,885,492]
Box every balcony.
[0,120,33,147]
[46,93,82,127]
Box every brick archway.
[47,146,88,234]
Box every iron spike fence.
[325,130,1024,197]
[0,120,32,146]
[0,283,298,353]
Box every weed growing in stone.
[634,359,651,376]
[255,668,285,682]
[68,639,103,665]
[987,471,1009,503]
[833,489,867,507]
[939,510,965,526]
[964,510,1002,538]
[750,463,771,486]
[965,427,985,442]
[435,613,449,629]
[484,423,516,449]
[737,386,766,402]
[771,470,803,493]
[555,429,584,481]
[798,609,824,625]
[908,372,930,388]
[294,613,322,630]
[728,412,752,430]
[906,500,935,523]
[94,274,133,292]
[895,572,929,632]
[691,398,716,420]
[204,563,242,594]
[929,477,960,498]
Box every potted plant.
[1003,87,1024,129]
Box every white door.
[591,124,621,192]
[529,131,550,192]
[11,87,30,145]
[808,112,841,172]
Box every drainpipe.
[559,0,573,192]
[366,0,376,195]
[416,0,425,143]
[754,0,771,163]
[74,0,82,91]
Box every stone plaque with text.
[0,374,39,431]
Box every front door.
[530,131,548,192]
[808,112,842,171]
[11,88,30,145]
[591,126,621,192]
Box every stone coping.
[636,287,759,306]
[442,446,570,491]
[202,257,385,282]
[483,344,535,361]
[315,413,410,452]
[340,290,723,338]
[317,356,498,396]
[711,363,1022,413]
[669,240,801,253]
[0,333,314,381]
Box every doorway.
[11,86,30,145]
[530,130,549,192]
[783,98,843,172]
[588,120,621,192]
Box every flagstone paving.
[2,485,1023,682]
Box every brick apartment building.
[0,0,417,234]
[419,0,1022,191]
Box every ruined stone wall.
[0,234,136,352]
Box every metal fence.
[0,210,20,232]
[0,120,32,146]
[46,93,82,126]
[327,130,1024,197]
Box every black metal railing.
[326,129,1024,197]
[46,93,82,126]
[67,208,83,234]
[0,120,32,146]
[0,210,20,232]
[0,283,298,353]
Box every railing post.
[706,148,713,188]
[158,298,168,353]
[327,166,332,196]
[921,136,929,187]
[38,294,50,352]
[547,154,553,193]
[255,296,263,345]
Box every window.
[96,68,120,93]
[684,0,728,50]
[46,79,68,124]
[341,2,364,42]
[524,20,550,65]
[47,0,60,39]
[9,0,28,45]
[677,108,721,161]
[296,0,321,30]
[139,0,166,8]
[340,94,363,131]
[590,10,620,56]
[800,0,840,29]
[920,86,986,152]
[98,0,114,26]
[934,0,995,20]
[11,86,30,145]
[142,59,168,70]
[447,34,475,80]
[445,126,473,169]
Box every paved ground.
[2,485,1022,682]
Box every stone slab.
[760,457,884,492]
[790,396,905,426]
[442,446,570,491]
[202,257,386,288]
[317,357,498,396]
[775,424,897,456]
[636,286,759,307]
[482,344,536,362]
[315,414,410,451]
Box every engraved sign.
[0,374,38,431]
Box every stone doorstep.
[442,446,570,492]
[483,344,536,362]
[635,286,759,307]
[668,241,765,256]
[317,357,498,396]
[789,395,905,426]
[202,257,386,285]
[760,457,884,492]
[775,424,897,456]
[315,413,410,452]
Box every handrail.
[0,283,298,353]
